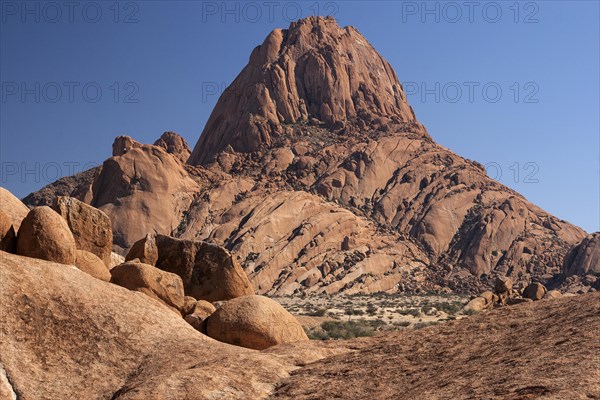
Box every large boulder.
[463,297,489,313]
[110,261,185,311]
[74,249,111,282]
[206,295,308,350]
[16,206,76,264]
[154,235,254,301]
[125,233,158,265]
[0,251,322,400]
[0,186,29,231]
[52,196,113,267]
[0,209,16,252]
[494,277,513,294]
[563,233,600,276]
[523,282,547,301]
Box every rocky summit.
[1,15,598,400]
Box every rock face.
[206,295,308,350]
[0,186,30,231]
[16,206,76,264]
[110,261,186,311]
[563,233,600,276]
[0,251,340,400]
[154,235,255,301]
[52,196,113,267]
[0,209,17,252]
[188,16,424,165]
[91,143,199,253]
[74,249,111,282]
[153,131,191,163]
[23,16,588,295]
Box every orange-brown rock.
[188,16,424,165]
[74,249,111,282]
[0,186,29,231]
[110,261,185,311]
[272,293,600,400]
[153,131,191,163]
[0,251,347,400]
[91,144,199,253]
[112,135,142,156]
[0,209,16,252]
[563,233,600,276]
[154,235,254,301]
[184,300,216,332]
[125,233,158,265]
[16,206,76,264]
[23,17,588,295]
[52,196,113,267]
[522,282,547,301]
[206,295,308,350]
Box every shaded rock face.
[563,233,600,276]
[16,206,76,265]
[52,196,113,267]
[92,144,199,253]
[206,295,308,350]
[22,167,100,207]
[0,251,333,400]
[154,235,255,302]
[110,261,186,312]
[0,209,17,252]
[188,16,424,165]
[153,131,191,163]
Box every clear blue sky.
[1,1,598,232]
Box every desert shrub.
[307,308,328,317]
[344,308,364,316]
[395,321,411,327]
[434,301,461,315]
[398,308,420,317]
[413,321,438,330]
[366,304,378,315]
[320,320,376,339]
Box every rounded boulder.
[16,206,76,265]
[206,295,308,350]
[75,249,111,282]
[523,282,547,301]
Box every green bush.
[319,320,376,340]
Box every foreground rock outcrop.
[272,292,600,399]
[0,251,346,400]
